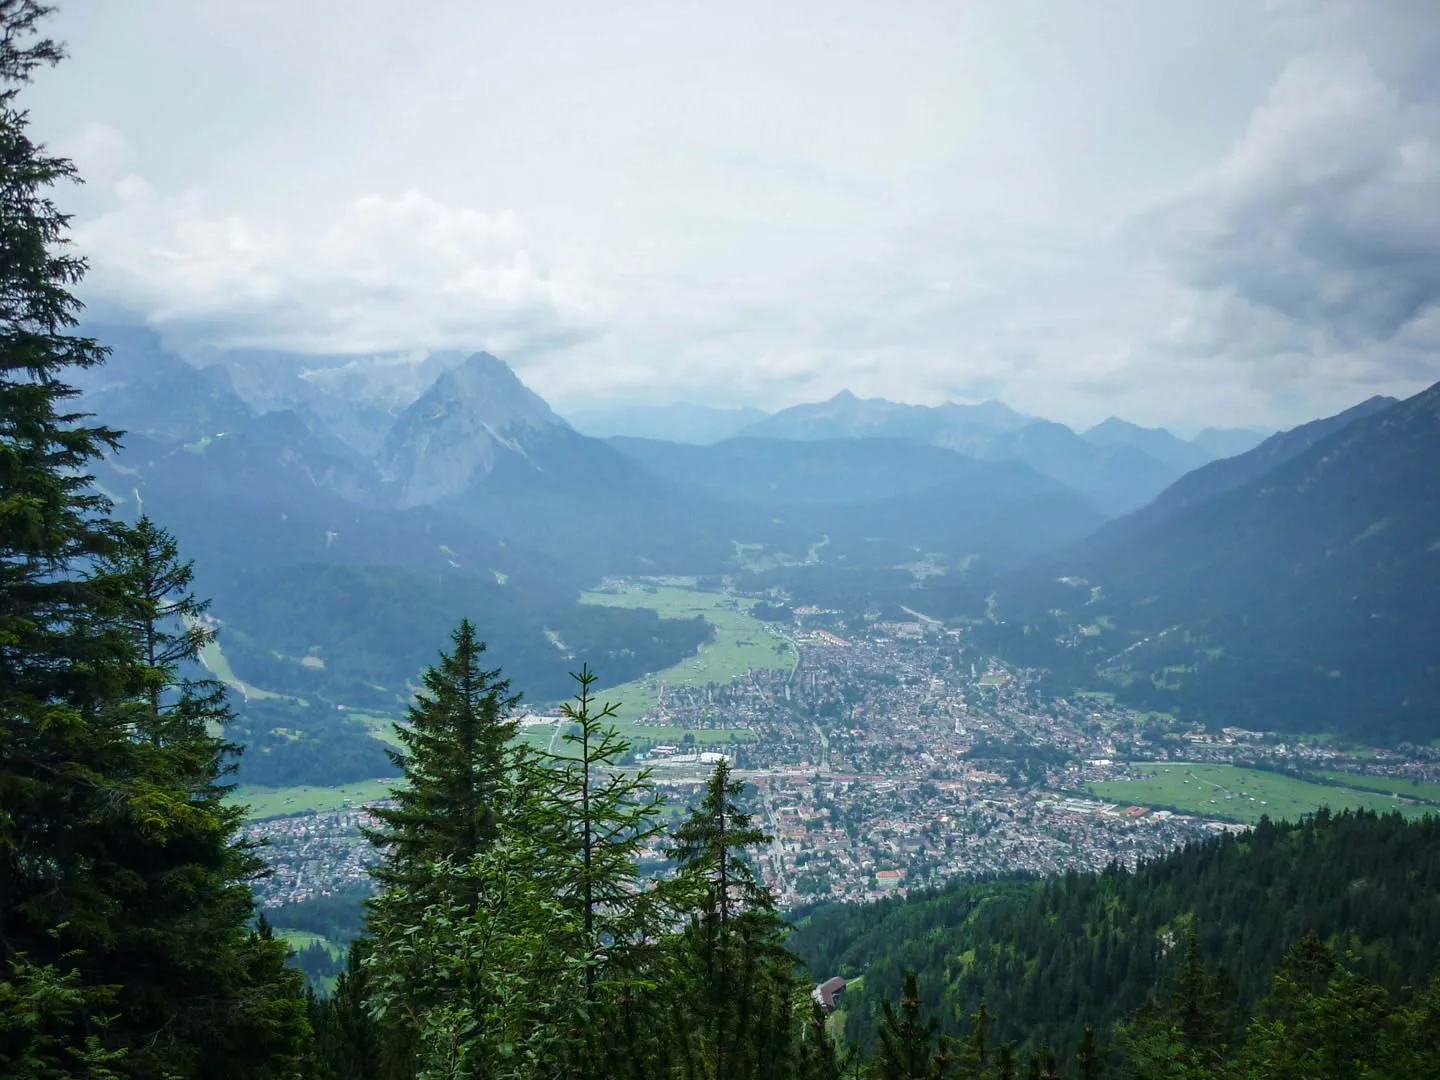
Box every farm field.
[1314,771,1440,805]
[577,582,796,723]
[232,778,398,819]
[1086,763,1433,825]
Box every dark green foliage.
[0,8,308,1075]
[789,811,1440,1060]
[267,885,370,945]
[873,971,953,1079]
[308,940,382,1080]
[232,699,396,789]
[363,619,518,916]
[216,561,714,712]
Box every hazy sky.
[28,0,1440,428]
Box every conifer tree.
[873,971,951,1079]
[308,939,382,1080]
[0,6,306,1077]
[363,618,519,915]
[796,999,854,1080]
[520,665,674,1073]
[1074,1025,1099,1080]
[668,760,800,1080]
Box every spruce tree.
[521,665,672,1072]
[873,971,949,1080]
[0,10,308,1074]
[363,618,518,916]
[0,2,133,1010]
[96,517,309,1078]
[668,759,795,1080]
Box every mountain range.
[77,322,1439,742]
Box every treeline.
[233,699,397,788]
[218,561,715,710]
[788,810,1440,1061]
[854,929,1440,1078]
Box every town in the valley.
[246,581,1440,912]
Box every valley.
[69,327,1440,1012]
[239,575,1440,947]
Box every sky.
[26,0,1440,430]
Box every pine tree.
[796,999,854,1080]
[0,0,132,997]
[309,940,383,1080]
[94,515,309,1077]
[668,760,796,1080]
[363,618,519,916]
[1074,1024,1099,1080]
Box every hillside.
[787,810,1440,1058]
[983,383,1440,740]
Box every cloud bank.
[32,0,1440,429]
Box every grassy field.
[1087,763,1434,825]
[198,635,291,701]
[1315,771,1440,805]
[232,778,398,819]
[353,710,405,748]
[275,929,345,959]
[578,582,796,723]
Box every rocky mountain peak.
[381,353,570,508]
[418,352,565,433]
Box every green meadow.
[577,582,796,723]
[1087,763,1434,825]
[233,778,398,819]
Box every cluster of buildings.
[247,588,1438,912]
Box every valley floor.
[240,577,1439,952]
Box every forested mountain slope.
[983,382,1440,740]
[788,810,1440,1059]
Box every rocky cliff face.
[381,352,569,507]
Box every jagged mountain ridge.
[381,351,571,507]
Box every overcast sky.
[27,0,1440,429]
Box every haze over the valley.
[30,0,1440,430]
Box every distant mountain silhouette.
[567,402,768,444]
[737,391,1186,514]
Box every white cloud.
[35,0,1440,429]
[52,121,135,185]
[75,179,600,356]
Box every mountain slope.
[1086,393,1400,543]
[382,351,571,506]
[607,435,1105,566]
[988,383,1440,739]
[1191,425,1269,459]
[788,811,1440,1059]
